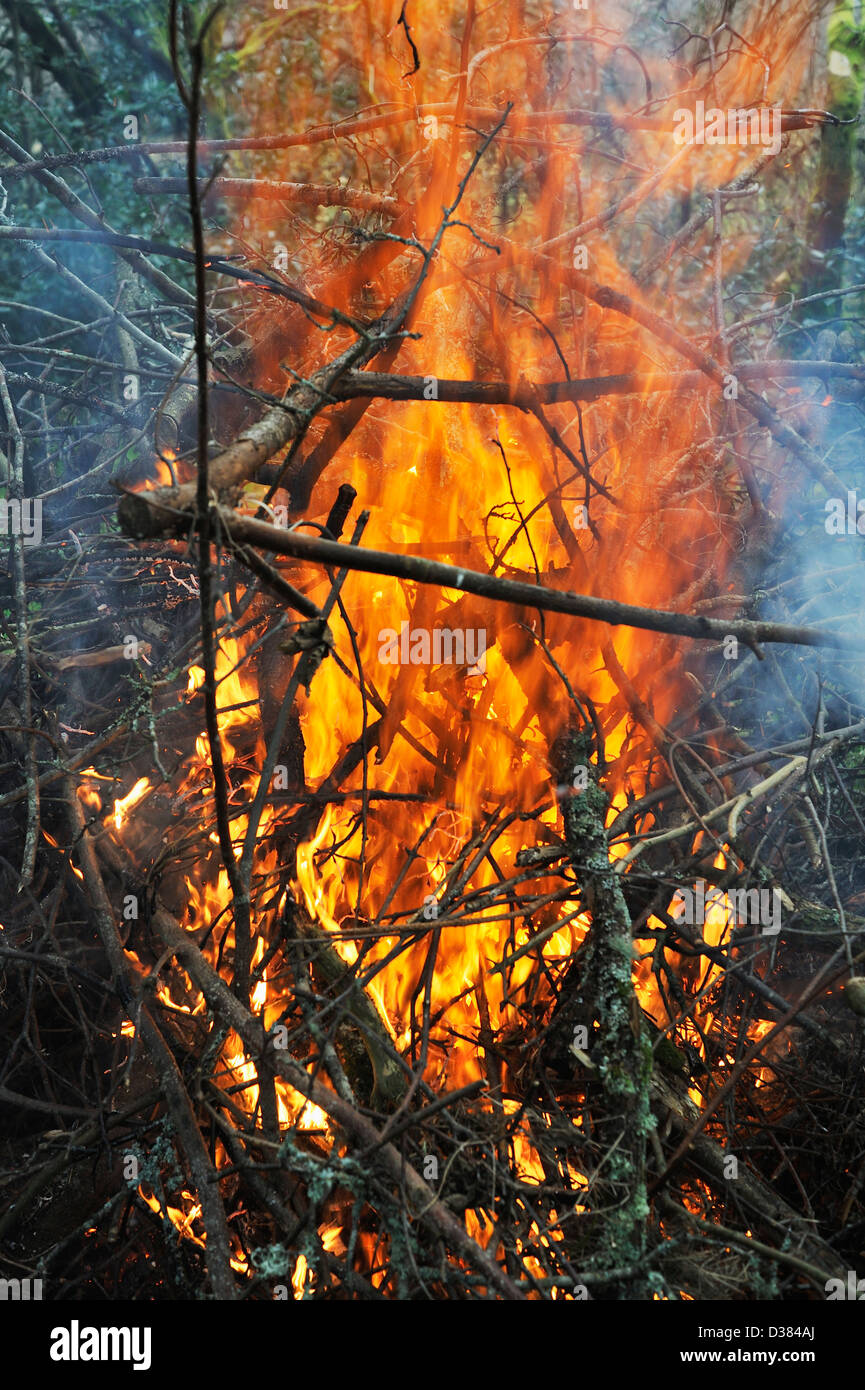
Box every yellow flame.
[113,777,151,832]
[186,665,205,697]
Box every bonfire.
[0,0,864,1307]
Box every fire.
[138,1187,248,1275]
[98,0,838,1295]
[42,827,84,882]
[142,207,738,1288]
[291,1254,308,1298]
[113,777,151,832]
[186,665,205,697]
[153,447,178,488]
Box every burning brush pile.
[2,0,865,1302]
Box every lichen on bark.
[551,726,653,1290]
